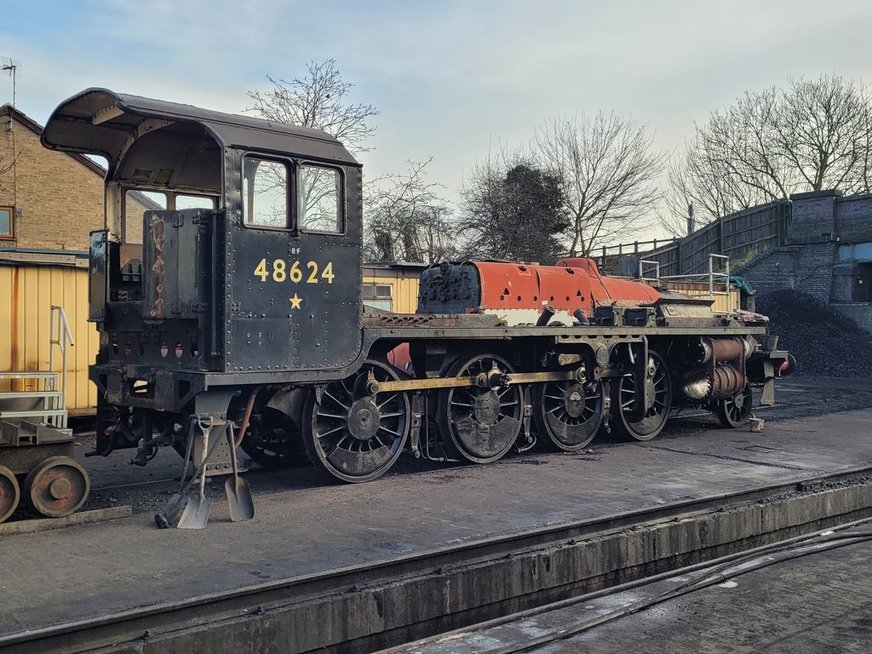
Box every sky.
[4,0,872,241]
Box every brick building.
[0,104,106,250]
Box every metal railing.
[638,259,661,284]
[656,254,732,313]
[48,305,74,427]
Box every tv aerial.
[1,56,22,107]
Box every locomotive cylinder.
[710,337,747,363]
[709,364,745,399]
[681,364,746,401]
[692,337,750,365]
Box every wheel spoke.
[324,390,350,410]
[376,393,398,409]
[316,424,347,439]
[316,411,347,420]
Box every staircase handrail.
[48,305,74,426]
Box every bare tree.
[776,75,872,193]
[364,159,457,264]
[536,113,665,257]
[246,59,378,154]
[457,151,568,263]
[667,75,872,229]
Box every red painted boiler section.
[474,258,660,315]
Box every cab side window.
[243,157,289,228]
[298,164,342,233]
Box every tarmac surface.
[1,378,871,641]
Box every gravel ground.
[757,289,872,378]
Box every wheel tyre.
[24,456,90,518]
[715,383,753,428]
[613,350,672,442]
[0,465,20,524]
[302,360,410,483]
[532,379,604,452]
[437,353,523,464]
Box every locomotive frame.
[39,89,790,507]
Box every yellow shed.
[362,263,425,314]
[0,250,99,415]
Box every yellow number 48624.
[254,258,334,284]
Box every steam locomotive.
[37,89,790,520]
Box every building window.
[363,283,393,311]
[0,206,13,239]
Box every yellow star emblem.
[289,294,302,310]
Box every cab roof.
[40,87,360,173]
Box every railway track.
[385,518,872,654]
[2,466,871,654]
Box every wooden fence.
[596,200,791,277]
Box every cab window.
[175,194,216,210]
[298,164,342,233]
[242,157,289,228]
[124,190,166,244]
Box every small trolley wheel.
[613,350,672,442]
[533,378,604,452]
[24,456,90,518]
[303,360,411,483]
[437,353,523,464]
[715,383,753,428]
[0,464,20,524]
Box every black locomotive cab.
[42,89,365,419]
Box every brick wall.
[835,194,872,242]
[737,190,872,331]
[736,247,800,296]
[0,111,104,251]
[737,192,842,304]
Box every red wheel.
[24,456,90,518]
[0,465,20,524]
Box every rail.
[48,305,74,427]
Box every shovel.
[176,419,216,530]
[224,423,254,522]
[155,422,198,528]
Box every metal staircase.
[0,306,73,431]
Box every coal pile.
[756,290,872,378]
